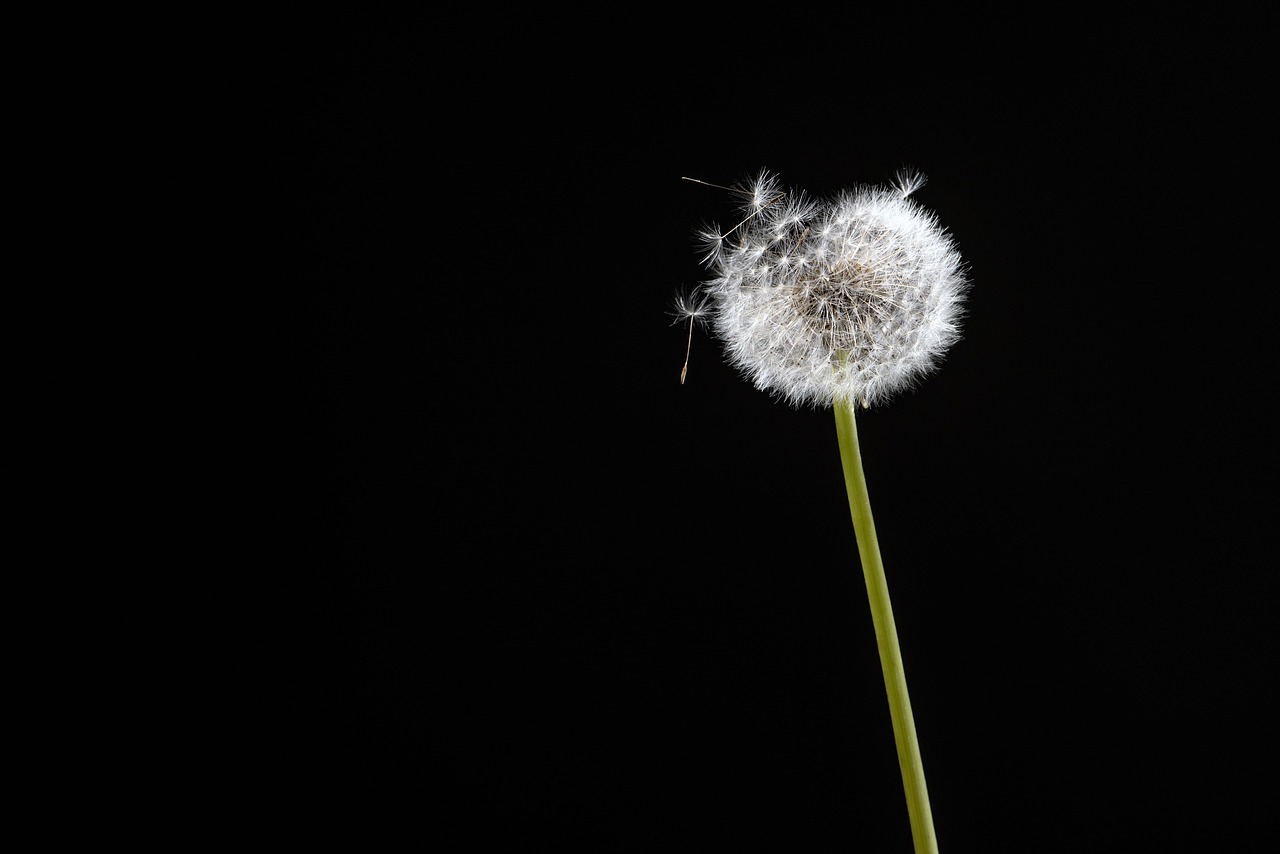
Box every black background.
[261,11,1273,851]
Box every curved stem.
[833,397,938,854]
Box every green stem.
[834,397,938,854]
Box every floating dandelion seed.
[669,288,711,384]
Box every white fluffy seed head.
[688,170,969,409]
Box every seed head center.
[791,264,884,352]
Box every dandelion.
[688,168,967,409]
[675,169,969,854]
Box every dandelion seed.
[669,289,711,384]
[892,166,929,199]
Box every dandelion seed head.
[683,169,969,409]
